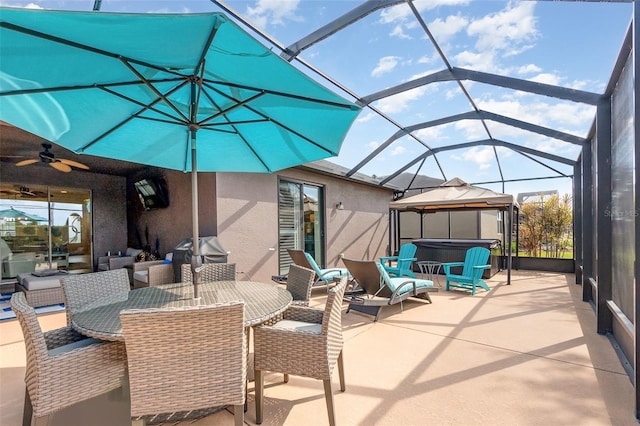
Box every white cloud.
[414,126,444,141]
[368,141,380,151]
[390,24,411,40]
[375,87,426,114]
[418,53,440,64]
[390,145,407,156]
[371,56,401,77]
[453,50,498,73]
[1,2,42,8]
[380,0,471,24]
[429,14,469,42]
[246,0,304,28]
[380,0,470,40]
[516,64,542,75]
[467,2,538,53]
[454,119,488,140]
[453,146,496,170]
[529,73,562,86]
[356,112,376,123]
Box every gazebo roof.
[389,177,518,212]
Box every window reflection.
[0,183,92,278]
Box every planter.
[506,256,575,273]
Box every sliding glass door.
[0,182,92,278]
[278,179,324,275]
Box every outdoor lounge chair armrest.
[379,256,398,266]
[442,262,464,273]
[283,305,324,324]
[472,264,492,270]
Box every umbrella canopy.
[389,177,519,212]
[0,207,47,222]
[0,8,361,296]
[0,8,360,172]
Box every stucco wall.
[1,165,127,269]
[126,169,217,258]
[215,168,392,283]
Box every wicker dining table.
[71,280,293,341]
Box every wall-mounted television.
[134,178,169,211]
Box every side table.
[417,261,443,287]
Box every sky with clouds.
[1,0,634,197]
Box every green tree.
[519,194,572,258]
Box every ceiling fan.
[0,186,46,198]
[15,143,89,172]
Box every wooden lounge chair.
[287,249,349,291]
[379,243,418,278]
[342,257,436,322]
[442,246,492,295]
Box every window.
[0,183,92,276]
[277,179,324,275]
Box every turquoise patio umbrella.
[0,207,47,222]
[0,8,361,297]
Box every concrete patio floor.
[1,270,636,425]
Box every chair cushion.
[271,319,322,334]
[133,270,149,284]
[304,252,321,274]
[389,277,434,295]
[376,262,432,294]
[125,247,143,257]
[20,274,61,290]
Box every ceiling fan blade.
[16,159,38,166]
[59,158,89,170]
[50,162,72,172]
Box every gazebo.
[388,178,519,284]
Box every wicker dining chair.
[286,264,316,306]
[60,268,131,325]
[11,292,126,426]
[180,262,236,283]
[253,276,348,426]
[120,302,246,426]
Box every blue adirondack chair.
[379,243,417,278]
[442,246,491,295]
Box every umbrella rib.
[204,79,357,110]
[200,119,268,130]
[200,82,336,156]
[0,78,184,97]
[198,90,266,127]
[192,23,221,112]
[119,59,190,122]
[80,82,190,152]
[243,103,337,156]
[193,87,272,171]
[98,84,189,126]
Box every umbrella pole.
[190,129,202,299]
